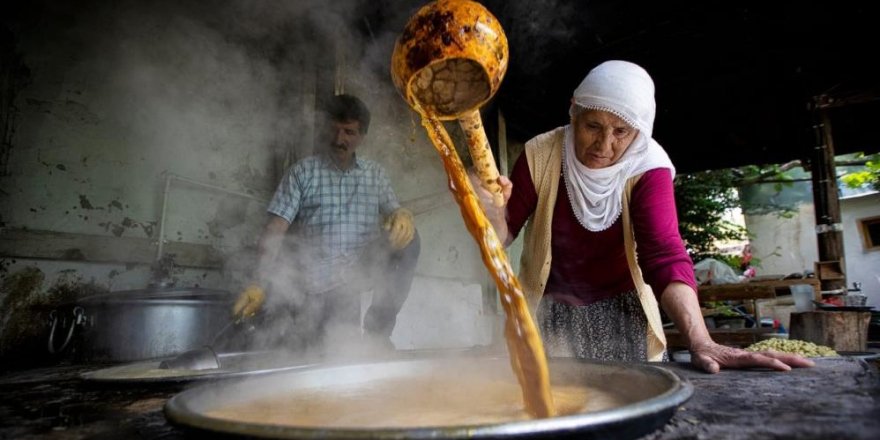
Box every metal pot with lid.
[47,287,236,363]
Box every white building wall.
[745,192,880,307]
[840,193,880,307]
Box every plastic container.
[790,284,815,312]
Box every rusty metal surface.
[643,357,880,440]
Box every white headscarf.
[563,60,675,231]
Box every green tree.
[840,153,880,191]
[674,169,748,262]
[675,154,877,265]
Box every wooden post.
[789,311,870,351]
[810,98,846,293]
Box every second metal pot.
[48,287,236,363]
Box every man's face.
[323,119,364,164]
[572,109,638,169]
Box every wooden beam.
[697,278,821,302]
[665,328,773,349]
[697,284,776,301]
[810,104,847,292]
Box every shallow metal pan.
[164,356,692,439]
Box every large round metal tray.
[164,357,692,439]
[80,350,317,384]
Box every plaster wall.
[1,0,499,357]
[745,193,880,307]
[840,193,880,306]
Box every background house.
[741,164,880,307]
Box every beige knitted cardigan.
[519,127,667,361]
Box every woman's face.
[572,109,638,169]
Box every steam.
[10,0,485,362]
[15,0,429,361]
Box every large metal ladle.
[391,1,555,419]
[391,0,508,206]
[158,318,253,370]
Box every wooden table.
[665,278,821,349]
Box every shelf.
[697,278,821,302]
[672,278,822,349]
[815,260,845,281]
[665,328,774,349]
[697,284,776,301]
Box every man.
[233,94,420,353]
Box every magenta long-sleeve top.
[506,154,697,306]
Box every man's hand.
[232,284,265,320]
[384,208,415,250]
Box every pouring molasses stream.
[391,0,555,418]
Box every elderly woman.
[476,60,812,373]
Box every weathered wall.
[1,0,500,363]
[745,192,880,307]
[839,193,880,305]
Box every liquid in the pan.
[207,374,612,428]
[409,95,555,418]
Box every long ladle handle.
[458,110,504,207]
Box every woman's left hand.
[688,341,815,373]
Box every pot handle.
[47,306,85,354]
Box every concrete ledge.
[0,228,222,268]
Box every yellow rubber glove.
[232,284,265,319]
[384,208,415,250]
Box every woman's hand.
[467,171,513,244]
[688,340,815,373]
[468,171,512,221]
[660,283,815,373]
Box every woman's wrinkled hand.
[468,170,512,221]
[688,341,815,373]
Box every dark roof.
[363,0,880,173]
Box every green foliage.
[736,163,800,217]
[675,154,877,265]
[840,153,880,190]
[674,169,748,262]
[704,300,742,317]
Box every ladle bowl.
[391,0,509,205]
[391,0,507,118]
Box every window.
[858,215,880,251]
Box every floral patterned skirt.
[537,289,666,362]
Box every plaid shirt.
[267,153,400,292]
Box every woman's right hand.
[468,172,511,219]
[468,171,513,245]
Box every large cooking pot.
[164,356,693,439]
[47,287,236,363]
